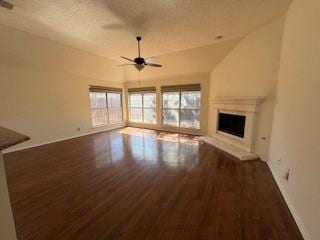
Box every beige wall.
[124,73,210,135]
[0,64,126,152]
[269,1,320,239]
[208,17,285,161]
[0,25,126,152]
[0,153,17,240]
[0,24,124,83]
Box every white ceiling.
[0,0,291,61]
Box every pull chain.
[138,70,141,85]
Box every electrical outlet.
[284,168,290,181]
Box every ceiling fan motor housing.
[134,57,145,65]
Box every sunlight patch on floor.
[118,127,199,146]
[157,132,199,145]
[118,127,157,136]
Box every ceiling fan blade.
[117,64,135,66]
[121,56,135,62]
[145,63,162,67]
[0,0,14,10]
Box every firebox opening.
[218,112,246,138]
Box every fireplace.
[209,97,264,153]
[218,112,246,138]
[200,97,264,160]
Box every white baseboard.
[3,123,125,154]
[267,161,311,240]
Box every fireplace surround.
[201,97,264,160]
[212,97,263,152]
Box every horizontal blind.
[128,87,156,93]
[89,85,122,93]
[161,84,201,92]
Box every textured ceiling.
[123,38,241,82]
[0,0,291,61]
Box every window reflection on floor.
[118,127,200,169]
[130,133,158,163]
[93,132,125,168]
[109,133,125,162]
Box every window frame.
[161,90,201,129]
[161,91,181,127]
[128,91,157,124]
[106,92,123,124]
[128,93,143,123]
[89,89,123,128]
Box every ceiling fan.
[118,36,162,71]
[0,0,14,10]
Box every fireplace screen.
[218,113,246,138]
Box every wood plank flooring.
[4,127,303,240]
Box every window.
[107,93,123,124]
[162,92,180,127]
[180,91,201,128]
[128,87,157,124]
[89,86,123,127]
[143,93,157,123]
[162,84,201,129]
[90,92,108,127]
[129,93,143,122]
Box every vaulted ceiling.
[123,38,241,81]
[0,0,291,61]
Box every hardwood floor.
[4,127,303,240]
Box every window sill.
[91,122,125,129]
[162,125,201,133]
[127,121,157,126]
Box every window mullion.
[142,93,144,123]
[106,92,109,124]
[161,92,163,126]
[179,91,182,127]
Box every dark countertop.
[0,126,30,151]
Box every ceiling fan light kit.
[134,64,145,71]
[119,36,162,71]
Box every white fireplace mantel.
[213,97,264,113]
[202,96,264,160]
